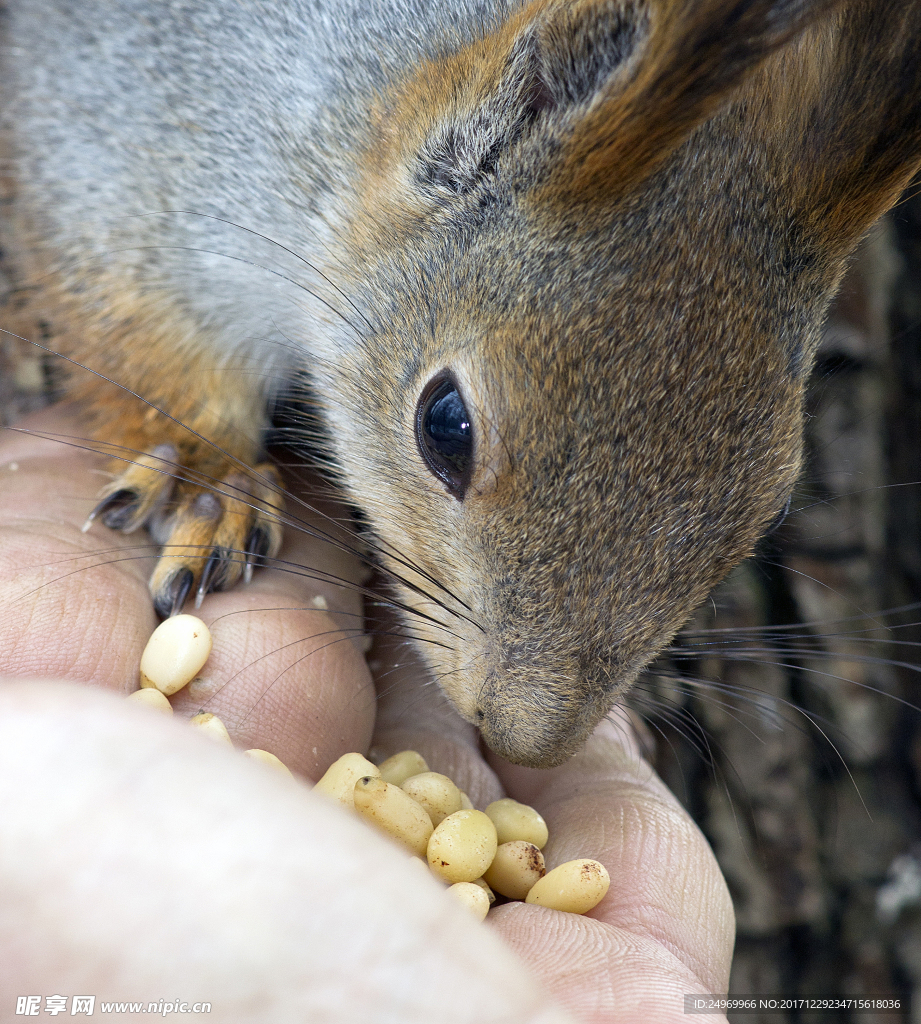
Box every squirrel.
[2,0,920,769]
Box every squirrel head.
[318,0,921,767]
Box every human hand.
[0,406,734,1022]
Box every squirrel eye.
[415,373,473,499]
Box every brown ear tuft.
[543,0,844,201]
[763,4,921,257]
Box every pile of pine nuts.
[313,748,610,918]
[130,614,611,920]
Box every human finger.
[488,713,735,1022]
[0,679,574,1024]
[0,406,376,775]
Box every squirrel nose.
[475,677,607,769]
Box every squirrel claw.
[84,447,178,535]
[89,450,285,616]
[84,488,140,532]
[195,549,232,608]
[154,567,195,618]
[243,524,274,585]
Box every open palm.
[0,406,733,1023]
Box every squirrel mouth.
[473,672,617,769]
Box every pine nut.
[313,752,381,809]
[139,614,212,696]
[483,841,546,900]
[188,711,232,746]
[485,797,549,849]
[400,771,462,826]
[427,810,498,883]
[126,687,173,714]
[525,858,610,914]
[447,882,491,921]
[469,876,496,904]
[377,749,429,786]
[353,776,434,856]
[243,748,292,777]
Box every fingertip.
[485,708,735,999]
[168,595,376,780]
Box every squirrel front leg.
[52,288,285,617]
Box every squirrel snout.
[474,662,619,769]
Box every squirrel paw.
[85,447,284,617]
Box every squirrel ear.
[411,0,642,198]
[533,0,843,201]
[524,0,645,113]
[412,34,550,198]
[769,4,921,257]
[411,2,639,195]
